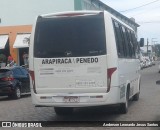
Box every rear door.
[33,12,108,94]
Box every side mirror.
[156,80,160,85]
[140,38,144,47]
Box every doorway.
[18,48,29,66]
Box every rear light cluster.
[29,70,37,94]
[107,67,117,92]
[1,77,14,81]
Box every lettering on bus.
[42,58,98,64]
[76,58,98,63]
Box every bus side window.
[121,26,130,58]
[112,19,138,59]
[128,30,136,58]
[126,29,135,58]
[113,20,125,57]
[131,31,139,57]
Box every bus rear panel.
[29,11,140,114]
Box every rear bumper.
[0,86,15,96]
[30,87,125,107]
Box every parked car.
[140,60,145,69]
[158,63,160,73]
[0,66,30,99]
[156,80,160,85]
[142,59,147,68]
[150,60,154,66]
[145,58,152,67]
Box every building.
[140,45,155,59]
[0,0,139,66]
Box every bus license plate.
[63,96,80,103]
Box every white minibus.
[29,11,141,115]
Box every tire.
[13,87,21,99]
[133,78,141,101]
[54,107,73,115]
[119,88,129,114]
[132,92,139,101]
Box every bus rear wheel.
[133,79,140,101]
[54,107,73,115]
[132,92,140,101]
[119,88,129,114]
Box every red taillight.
[1,77,14,81]
[107,67,117,92]
[29,70,37,94]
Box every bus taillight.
[29,70,37,94]
[107,67,117,92]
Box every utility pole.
[151,38,157,59]
[147,38,149,56]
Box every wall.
[141,45,152,53]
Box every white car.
[140,60,145,69]
[145,58,151,67]
[150,60,154,66]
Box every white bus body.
[29,11,141,114]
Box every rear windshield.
[34,13,106,58]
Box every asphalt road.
[0,62,160,130]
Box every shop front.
[0,34,10,67]
[0,25,32,66]
[13,33,30,66]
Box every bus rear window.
[34,13,106,58]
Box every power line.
[120,0,160,13]
[131,5,160,17]
[137,21,160,24]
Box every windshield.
[34,13,106,58]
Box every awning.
[13,33,30,48]
[0,35,9,49]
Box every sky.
[100,0,160,45]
